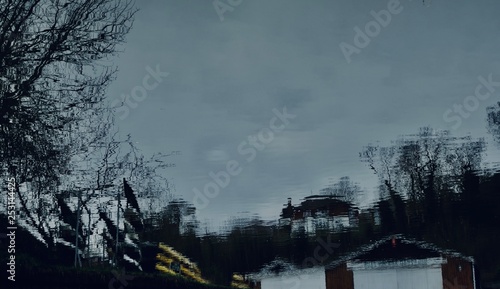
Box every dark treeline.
[135,124,500,286]
[138,122,500,284]
[2,123,499,286]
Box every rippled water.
[4,0,500,288]
[190,130,500,287]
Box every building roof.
[300,196,353,210]
[326,234,474,270]
[281,195,356,219]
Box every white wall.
[261,269,326,289]
[353,267,442,289]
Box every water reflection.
[8,125,500,288]
[164,127,498,288]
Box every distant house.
[279,195,359,236]
[249,235,477,289]
[326,234,477,289]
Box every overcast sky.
[106,0,500,227]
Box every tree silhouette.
[361,127,485,230]
[0,0,137,249]
[320,176,361,204]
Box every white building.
[249,235,477,289]
[279,195,358,236]
[248,258,326,289]
[325,234,477,289]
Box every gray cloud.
[106,0,500,223]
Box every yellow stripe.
[155,263,176,275]
[156,243,208,284]
[158,243,201,273]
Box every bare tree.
[360,127,485,225]
[56,124,176,265]
[320,176,361,204]
[0,0,137,247]
[361,127,485,199]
